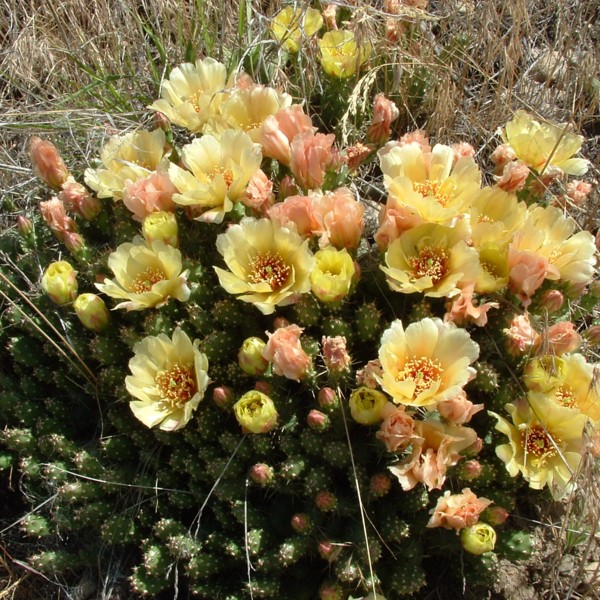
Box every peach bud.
[318,387,338,410]
[370,473,392,497]
[540,289,564,312]
[366,93,399,146]
[315,490,337,512]
[496,161,530,192]
[291,513,312,534]
[29,137,69,189]
[59,177,101,220]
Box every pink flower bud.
[315,490,337,512]
[63,231,87,254]
[545,321,581,355]
[254,380,273,395]
[540,289,564,312]
[369,473,392,497]
[459,459,483,481]
[584,325,600,346]
[482,506,509,526]
[307,409,330,431]
[278,175,300,201]
[290,513,312,534]
[29,137,69,189]
[59,177,101,220]
[213,386,234,408]
[319,582,344,600]
[318,387,339,410]
[153,111,170,131]
[249,463,274,485]
[273,316,291,329]
[317,541,342,562]
[17,215,33,237]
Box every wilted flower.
[95,237,190,311]
[318,30,371,79]
[214,217,314,314]
[149,58,232,133]
[269,193,322,237]
[263,324,312,381]
[444,283,499,327]
[544,321,582,355]
[378,318,479,407]
[234,390,278,433]
[565,179,592,206]
[437,390,483,425]
[29,137,70,189]
[39,197,78,242]
[169,130,262,223]
[125,327,209,431]
[376,402,420,452]
[142,211,178,247]
[349,386,388,425]
[367,94,399,145]
[41,261,78,305]
[501,110,589,175]
[241,169,275,215]
[461,523,497,554]
[504,314,540,356]
[271,6,324,52]
[427,488,492,530]
[322,335,351,373]
[73,293,110,332]
[495,161,530,192]
[310,247,356,303]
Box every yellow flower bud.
[310,247,356,303]
[460,523,497,555]
[349,386,388,425]
[41,261,78,305]
[318,30,371,79]
[238,337,269,376]
[142,211,178,247]
[234,391,278,434]
[73,293,111,332]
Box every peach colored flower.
[242,169,275,215]
[444,283,498,327]
[356,359,383,389]
[376,402,420,453]
[544,321,582,355]
[496,161,530,193]
[345,142,374,171]
[504,314,540,356]
[436,390,483,425]
[490,143,517,174]
[366,94,399,145]
[123,171,177,222]
[507,247,549,307]
[40,197,78,241]
[258,105,315,165]
[426,488,492,530]
[322,335,351,373]
[59,177,101,221]
[263,324,312,381]
[374,203,424,251]
[29,137,70,189]
[566,180,592,206]
[268,193,322,237]
[451,142,476,161]
[290,132,337,190]
[314,187,365,250]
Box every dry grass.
[1,0,599,598]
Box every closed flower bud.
[369,473,391,497]
[142,211,178,247]
[41,261,78,305]
[238,337,269,376]
[319,581,344,599]
[584,325,600,346]
[457,459,483,481]
[307,409,330,431]
[17,215,33,237]
[540,289,564,312]
[59,177,101,220]
[254,380,273,395]
[29,137,70,189]
[212,385,234,408]
[290,513,312,534]
[349,386,387,425]
[315,490,337,512]
[318,387,339,410]
[482,506,509,526]
[234,391,278,433]
[249,463,274,485]
[317,541,342,562]
[460,523,497,554]
[73,293,110,332]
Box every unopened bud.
[461,523,497,554]
[153,111,171,131]
[41,261,78,305]
[29,137,69,189]
[17,215,33,237]
[142,211,178,247]
[482,506,509,526]
[254,380,273,395]
[238,337,269,376]
[584,325,600,346]
[290,513,312,534]
[457,459,483,481]
[278,175,299,201]
[315,490,337,512]
[318,387,339,410]
[369,473,391,497]
[317,541,342,562]
[212,386,234,408]
[73,293,110,332]
[319,581,344,600]
[307,409,330,431]
[249,463,274,485]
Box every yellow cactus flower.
[310,246,356,303]
[461,523,497,555]
[73,293,110,332]
[378,318,479,407]
[349,387,388,425]
[381,220,480,298]
[95,237,190,311]
[474,242,510,294]
[41,261,78,305]
[214,217,314,315]
[168,130,262,224]
[84,129,170,200]
[490,392,587,499]
[318,30,371,79]
[148,57,233,133]
[125,327,209,431]
[234,390,278,433]
[271,6,324,52]
[501,110,590,175]
[380,142,481,226]
[142,211,178,247]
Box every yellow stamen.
[397,355,443,397]
[413,180,452,207]
[155,365,196,405]
[408,246,448,284]
[130,268,166,293]
[248,252,291,290]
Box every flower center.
[521,425,559,459]
[408,246,448,284]
[248,252,291,290]
[155,365,196,405]
[555,385,576,409]
[187,89,205,113]
[397,356,443,397]
[413,180,452,207]
[130,268,166,293]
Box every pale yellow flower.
[349,387,388,425]
[149,57,233,133]
[378,318,479,407]
[490,392,587,499]
[168,130,262,223]
[142,211,178,247]
[318,30,371,79]
[210,85,293,143]
[310,247,356,303]
[41,261,78,305]
[271,6,323,52]
[501,110,590,175]
[381,220,480,298]
[214,217,314,315]
[381,143,481,225]
[84,129,169,200]
[234,390,278,433]
[125,327,209,431]
[461,523,497,555]
[95,237,190,311]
